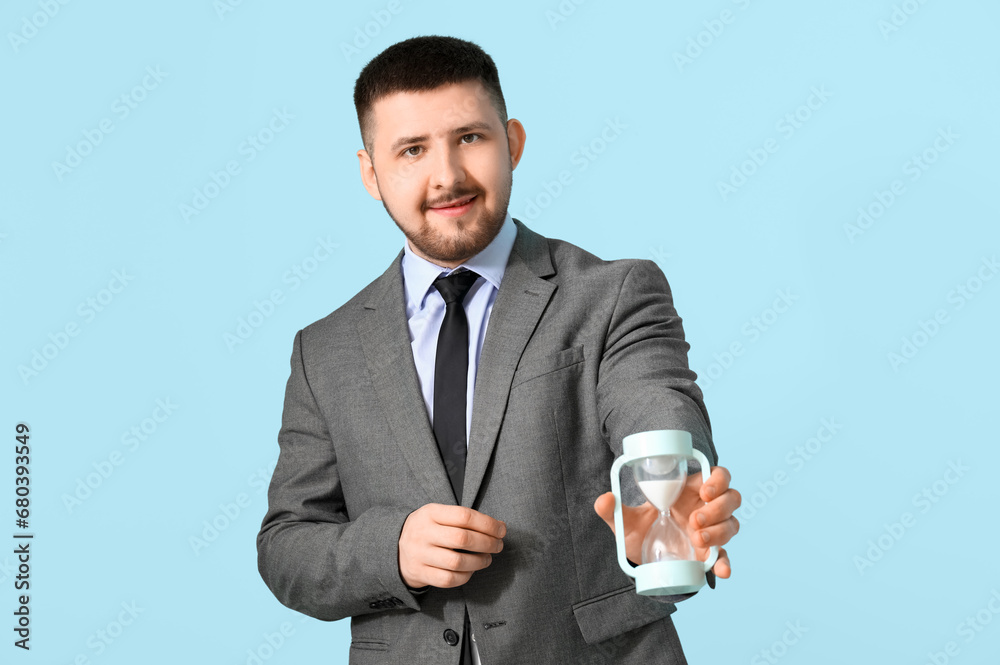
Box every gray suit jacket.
[257,219,716,664]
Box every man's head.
[354,36,526,268]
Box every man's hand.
[398,504,507,589]
[593,465,741,579]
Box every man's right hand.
[398,504,506,589]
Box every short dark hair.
[353,35,508,156]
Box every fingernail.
[701,530,711,546]
[695,512,707,527]
[704,485,716,499]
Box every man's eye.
[461,133,481,143]
[403,146,422,157]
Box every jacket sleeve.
[597,260,718,601]
[597,259,716,466]
[256,328,423,621]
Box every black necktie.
[432,269,480,504]
[433,269,481,665]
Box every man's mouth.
[430,194,477,209]
[429,194,478,216]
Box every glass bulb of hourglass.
[635,455,694,564]
[641,511,695,564]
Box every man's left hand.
[593,465,741,579]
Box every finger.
[431,524,506,554]
[712,547,732,579]
[593,492,617,527]
[426,546,494,574]
[594,491,637,528]
[420,565,475,589]
[594,492,657,532]
[691,516,739,549]
[691,488,742,528]
[431,504,507,538]
[700,466,732,502]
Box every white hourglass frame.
[610,430,719,596]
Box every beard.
[380,162,513,265]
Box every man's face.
[357,80,526,268]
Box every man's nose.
[431,145,466,189]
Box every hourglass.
[610,430,718,596]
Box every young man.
[257,36,740,664]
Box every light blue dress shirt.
[400,211,517,449]
[399,211,516,665]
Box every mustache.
[425,190,480,209]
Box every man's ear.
[357,148,382,201]
[506,119,526,170]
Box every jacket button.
[443,629,460,646]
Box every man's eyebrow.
[453,121,494,135]
[388,122,496,153]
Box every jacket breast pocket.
[510,344,585,388]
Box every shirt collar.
[401,211,516,313]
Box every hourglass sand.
[636,456,695,565]
[611,430,718,596]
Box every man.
[257,35,740,664]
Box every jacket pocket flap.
[511,344,585,387]
[350,638,389,652]
[571,584,676,645]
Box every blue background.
[2,1,998,663]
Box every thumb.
[593,492,617,531]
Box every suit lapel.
[356,220,556,509]
[462,219,556,507]
[356,251,457,506]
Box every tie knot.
[433,269,480,305]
